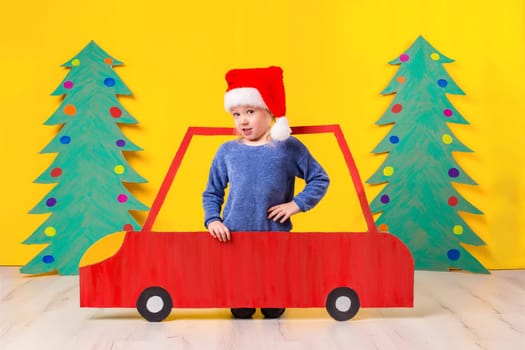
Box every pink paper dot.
[443,109,453,117]
[64,81,74,89]
[400,54,410,62]
[117,194,128,203]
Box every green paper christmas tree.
[21,41,148,275]
[367,36,488,273]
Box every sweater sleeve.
[202,146,229,227]
[293,144,330,212]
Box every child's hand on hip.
[208,221,231,242]
[267,201,300,223]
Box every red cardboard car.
[79,125,414,322]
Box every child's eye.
[232,113,240,118]
[247,109,254,114]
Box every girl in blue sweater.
[202,66,329,319]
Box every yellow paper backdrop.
[0,0,523,269]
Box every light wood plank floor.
[1,267,523,350]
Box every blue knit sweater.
[203,136,329,232]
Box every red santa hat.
[224,66,291,141]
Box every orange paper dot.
[104,58,113,65]
[378,224,389,232]
[64,104,76,116]
[397,76,406,83]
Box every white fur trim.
[224,87,268,112]
[270,116,291,141]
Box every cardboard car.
[79,125,414,321]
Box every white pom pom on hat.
[224,66,291,141]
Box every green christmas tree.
[367,36,488,273]
[21,41,148,275]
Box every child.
[202,66,329,319]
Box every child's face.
[231,106,273,145]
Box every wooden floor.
[0,267,523,350]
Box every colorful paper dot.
[383,166,394,177]
[117,194,128,203]
[60,136,71,144]
[389,135,399,144]
[50,167,62,177]
[437,79,448,88]
[46,197,57,207]
[123,223,134,231]
[378,223,389,232]
[391,104,403,113]
[104,58,113,65]
[72,59,80,66]
[42,255,55,264]
[447,249,460,261]
[448,196,458,206]
[396,76,406,84]
[442,134,453,144]
[110,106,122,118]
[64,104,76,116]
[443,109,453,117]
[104,78,116,87]
[430,53,440,61]
[44,226,56,237]
[116,139,126,147]
[448,168,459,178]
[380,194,390,204]
[63,81,74,89]
[453,225,464,235]
[114,165,125,174]
[400,54,410,62]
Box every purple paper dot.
[63,81,74,89]
[448,168,460,178]
[447,249,460,261]
[104,78,116,87]
[400,53,410,62]
[389,135,399,144]
[42,255,55,264]
[117,194,128,203]
[116,139,126,147]
[437,79,448,88]
[46,197,57,207]
[380,194,390,204]
[443,109,453,117]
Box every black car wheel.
[136,286,173,322]
[326,287,360,321]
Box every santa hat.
[224,66,291,141]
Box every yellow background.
[1,0,523,269]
